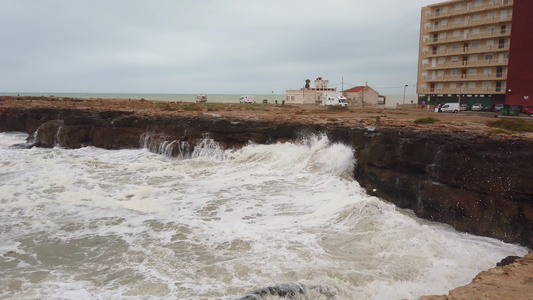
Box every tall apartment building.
[417,0,533,108]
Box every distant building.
[342,84,384,106]
[417,0,533,107]
[286,78,336,104]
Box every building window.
[435,8,440,16]
[470,54,478,61]
[453,30,460,37]
[473,14,481,21]
[469,69,477,75]
[438,57,445,64]
[433,34,438,42]
[451,56,459,62]
[471,41,479,48]
[484,68,492,75]
[452,44,459,50]
[455,3,463,10]
[451,70,458,76]
[474,0,482,7]
[469,82,476,89]
[437,70,445,77]
[482,81,492,89]
[454,17,462,24]
[472,28,480,35]
[499,39,505,49]
[500,25,506,34]
[487,26,496,33]
[485,53,493,60]
[434,21,439,29]
[450,82,457,89]
[496,66,503,77]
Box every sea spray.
[0,132,528,299]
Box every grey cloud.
[0,0,436,94]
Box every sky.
[0,0,438,95]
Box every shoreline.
[1,96,532,299]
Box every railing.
[419,87,506,94]
[426,0,513,20]
[424,30,511,45]
[426,14,512,33]
[422,44,509,57]
[422,73,508,82]
[422,58,508,70]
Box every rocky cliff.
[1,106,532,249]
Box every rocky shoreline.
[1,96,532,299]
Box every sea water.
[0,132,527,299]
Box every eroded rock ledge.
[1,106,532,250]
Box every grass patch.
[327,118,339,122]
[488,128,512,135]
[486,119,533,132]
[414,117,440,124]
[182,104,203,111]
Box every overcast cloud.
[0,0,436,95]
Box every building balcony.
[422,58,509,70]
[423,30,510,45]
[426,0,513,20]
[425,15,512,33]
[422,73,508,82]
[419,87,506,95]
[422,44,510,58]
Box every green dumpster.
[501,108,509,115]
[509,109,520,116]
[501,108,520,116]
[282,100,285,105]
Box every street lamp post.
[403,84,408,104]
[458,83,463,112]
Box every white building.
[285,78,337,104]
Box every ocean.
[0,132,528,299]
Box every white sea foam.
[0,132,528,299]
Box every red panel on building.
[505,0,533,105]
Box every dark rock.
[497,255,522,267]
[1,107,532,248]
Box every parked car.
[471,103,484,111]
[511,105,524,112]
[493,104,504,112]
[522,106,533,116]
[436,103,460,113]
[460,103,471,111]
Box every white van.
[435,103,460,113]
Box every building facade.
[417,0,532,108]
[285,78,336,104]
[342,85,381,106]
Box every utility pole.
[403,84,408,104]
